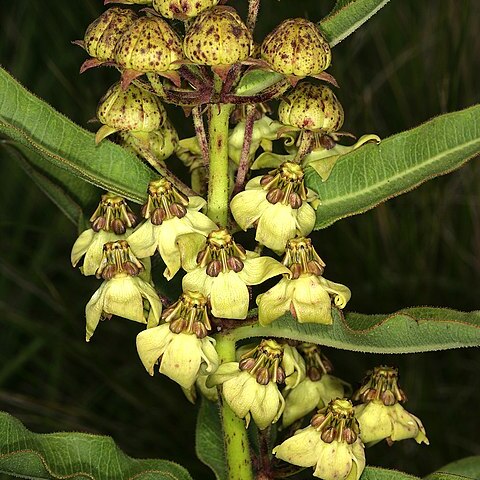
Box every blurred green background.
[0,0,479,478]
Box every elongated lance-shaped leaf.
[196,399,228,480]
[231,307,480,354]
[424,457,480,480]
[0,67,156,204]
[0,411,192,480]
[360,467,420,480]
[319,0,391,46]
[1,141,98,227]
[309,105,480,230]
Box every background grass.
[0,0,479,478]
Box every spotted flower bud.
[78,8,137,72]
[279,83,344,133]
[96,82,167,143]
[71,193,138,276]
[274,399,365,480]
[182,229,289,319]
[283,344,347,427]
[119,119,179,162]
[231,162,317,253]
[153,0,220,20]
[183,6,253,68]
[127,178,216,280]
[114,15,183,77]
[85,241,161,341]
[261,18,331,78]
[353,366,429,446]
[136,291,218,388]
[208,339,290,429]
[257,237,351,325]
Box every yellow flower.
[71,193,138,276]
[182,229,290,319]
[257,237,351,325]
[127,179,216,280]
[353,366,429,446]
[136,323,218,389]
[85,241,161,341]
[231,163,317,253]
[273,399,365,480]
[208,340,292,430]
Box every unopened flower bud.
[183,6,253,67]
[261,18,331,77]
[153,0,220,20]
[114,16,183,74]
[278,83,344,133]
[79,8,138,68]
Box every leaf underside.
[0,411,192,480]
[232,307,480,354]
[308,105,480,230]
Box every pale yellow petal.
[317,276,351,309]
[177,233,207,272]
[207,361,241,387]
[256,202,297,253]
[389,403,429,444]
[354,401,393,445]
[239,256,290,285]
[182,267,212,298]
[71,229,96,267]
[314,441,353,480]
[257,278,291,326]
[283,345,306,390]
[198,337,219,376]
[230,188,269,230]
[223,372,255,419]
[210,272,250,319]
[127,221,158,259]
[85,283,107,341]
[188,196,207,211]
[316,374,347,407]
[136,324,174,375]
[273,426,322,467]
[250,382,285,430]
[102,276,146,323]
[282,379,320,427]
[295,203,316,237]
[133,276,162,326]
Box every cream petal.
[354,401,393,444]
[273,426,322,467]
[295,203,316,237]
[71,229,96,267]
[85,283,107,341]
[101,276,146,323]
[160,333,204,388]
[134,276,162,326]
[207,361,241,387]
[127,221,158,259]
[389,403,429,444]
[289,275,333,324]
[282,379,321,427]
[230,188,269,230]
[316,374,347,406]
[182,267,212,298]
[239,256,290,285]
[283,345,306,390]
[210,272,250,319]
[223,372,256,419]
[136,324,174,375]
[257,278,291,326]
[256,203,297,253]
[198,337,219,375]
[317,276,352,309]
[251,382,284,429]
[188,196,207,211]
[314,441,354,480]
[177,233,208,272]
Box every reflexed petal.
[314,441,355,480]
[282,378,321,427]
[127,221,158,259]
[188,196,207,211]
[85,283,107,341]
[389,403,429,444]
[354,401,393,445]
[273,426,322,467]
[102,276,146,323]
[207,361,242,387]
[210,272,250,319]
[134,276,162,326]
[71,229,95,267]
[198,337,219,375]
[177,233,207,272]
[283,345,306,390]
[160,333,205,388]
[289,275,334,324]
[230,187,268,230]
[257,278,291,326]
[316,374,347,407]
[182,267,213,298]
[295,203,316,237]
[239,256,290,285]
[256,202,297,253]
[136,323,174,375]
[223,372,256,419]
[318,276,351,308]
[250,382,285,429]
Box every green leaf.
[231,307,480,354]
[308,105,480,230]
[0,67,156,205]
[235,70,285,97]
[0,411,192,480]
[319,0,391,46]
[425,456,480,480]
[361,466,420,479]
[0,140,98,227]
[195,399,227,480]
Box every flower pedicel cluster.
[71,2,426,479]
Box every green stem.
[207,103,234,226]
[215,336,254,480]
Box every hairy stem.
[233,104,256,195]
[192,106,210,167]
[247,0,261,31]
[207,102,234,226]
[215,336,254,480]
